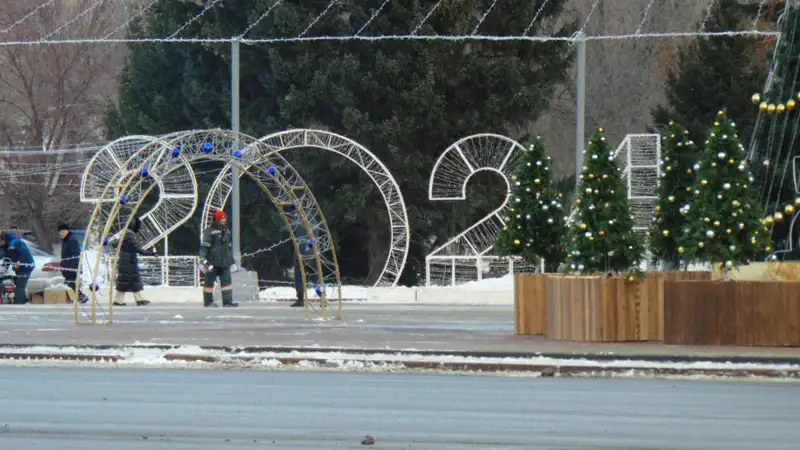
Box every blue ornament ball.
[267,167,276,176]
[119,194,128,205]
[233,150,242,158]
[171,147,181,157]
[202,143,213,153]
[89,283,100,292]
[315,285,322,296]
[102,237,109,246]
[140,168,149,177]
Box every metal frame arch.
[80,134,199,249]
[207,129,410,287]
[201,148,341,294]
[75,130,339,325]
[428,133,526,201]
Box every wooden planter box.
[664,280,800,346]
[544,271,711,342]
[514,274,547,335]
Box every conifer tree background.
[494,136,567,272]
[649,121,700,268]
[567,128,644,274]
[678,111,772,278]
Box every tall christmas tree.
[566,128,644,274]
[678,111,772,279]
[494,136,567,272]
[649,121,700,269]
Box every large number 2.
[425,134,526,286]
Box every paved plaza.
[1,303,799,361]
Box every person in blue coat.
[0,231,35,304]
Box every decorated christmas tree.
[678,111,772,279]
[494,136,567,272]
[566,128,644,274]
[649,121,700,269]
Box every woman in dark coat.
[113,216,153,306]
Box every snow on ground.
[0,345,798,379]
[125,274,516,304]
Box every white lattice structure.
[76,130,341,324]
[80,135,198,249]
[205,129,410,287]
[614,134,661,232]
[425,134,526,286]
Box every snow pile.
[0,345,797,380]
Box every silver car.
[13,239,65,295]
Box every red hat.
[213,210,227,222]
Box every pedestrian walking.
[112,216,153,306]
[200,210,238,308]
[57,223,88,304]
[0,230,35,304]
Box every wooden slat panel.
[664,279,800,346]
[513,274,547,335]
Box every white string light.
[472,0,499,35]
[580,0,601,35]
[523,0,550,36]
[411,0,443,35]
[752,0,769,31]
[40,0,107,41]
[167,0,223,39]
[635,0,656,35]
[103,0,163,40]
[699,0,718,33]
[298,0,339,38]
[0,0,57,34]
[239,0,283,38]
[356,0,391,37]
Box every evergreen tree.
[678,111,772,279]
[494,136,567,272]
[567,128,645,274]
[652,0,763,141]
[748,1,800,227]
[649,121,700,268]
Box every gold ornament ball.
[785,204,796,215]
[778,103,787,114]
[764,216,774,226]
[534,178,541,184]
[686,168,693,174]
[768,103,777,114]
[502,226,509,231]
[668,195,675,203]
[598,127,605,133]
[579,223,587,230]
[795,197,800,208]
[599,231,605,237]
[662,230,670,237]
[728,159,735,165]
[751,93,761,104]
[511,175,517,181]
[588,173,595,179]
[774,212,784,222]
[717,110,724,116]
[655,206,662,213]
[714,121,720,127]
[504,217,511,223]
[666,165,672,172]
[714,220,721,227]
[678,246,685,254]
[726,228,732,234]
[789,99,797,111]
[514,239,521,246]
[704,217,711,223]
[760,101,769,112]
[701,179,708,185]
[646,231,651,237]
[766,246,773,252]
[698,242,705,248]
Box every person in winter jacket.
[112,216,153,306]
[200,210,238,308]
[282,204,317,308]
[0,231,35,304]
[58,223,88,304]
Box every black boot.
[221,289,238,308]
[203,291,217,308]
[290,298,304,307]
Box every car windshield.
[23,240,51,257]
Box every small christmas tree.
[566,128,645,274]
[678,110,772,279]
[649,121,700,269]
[494,136,567,272]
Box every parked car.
[12,239,65,296]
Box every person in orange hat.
[200,210,238,307]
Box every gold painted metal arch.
[202,144,341,296]
[75,130,340,325]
